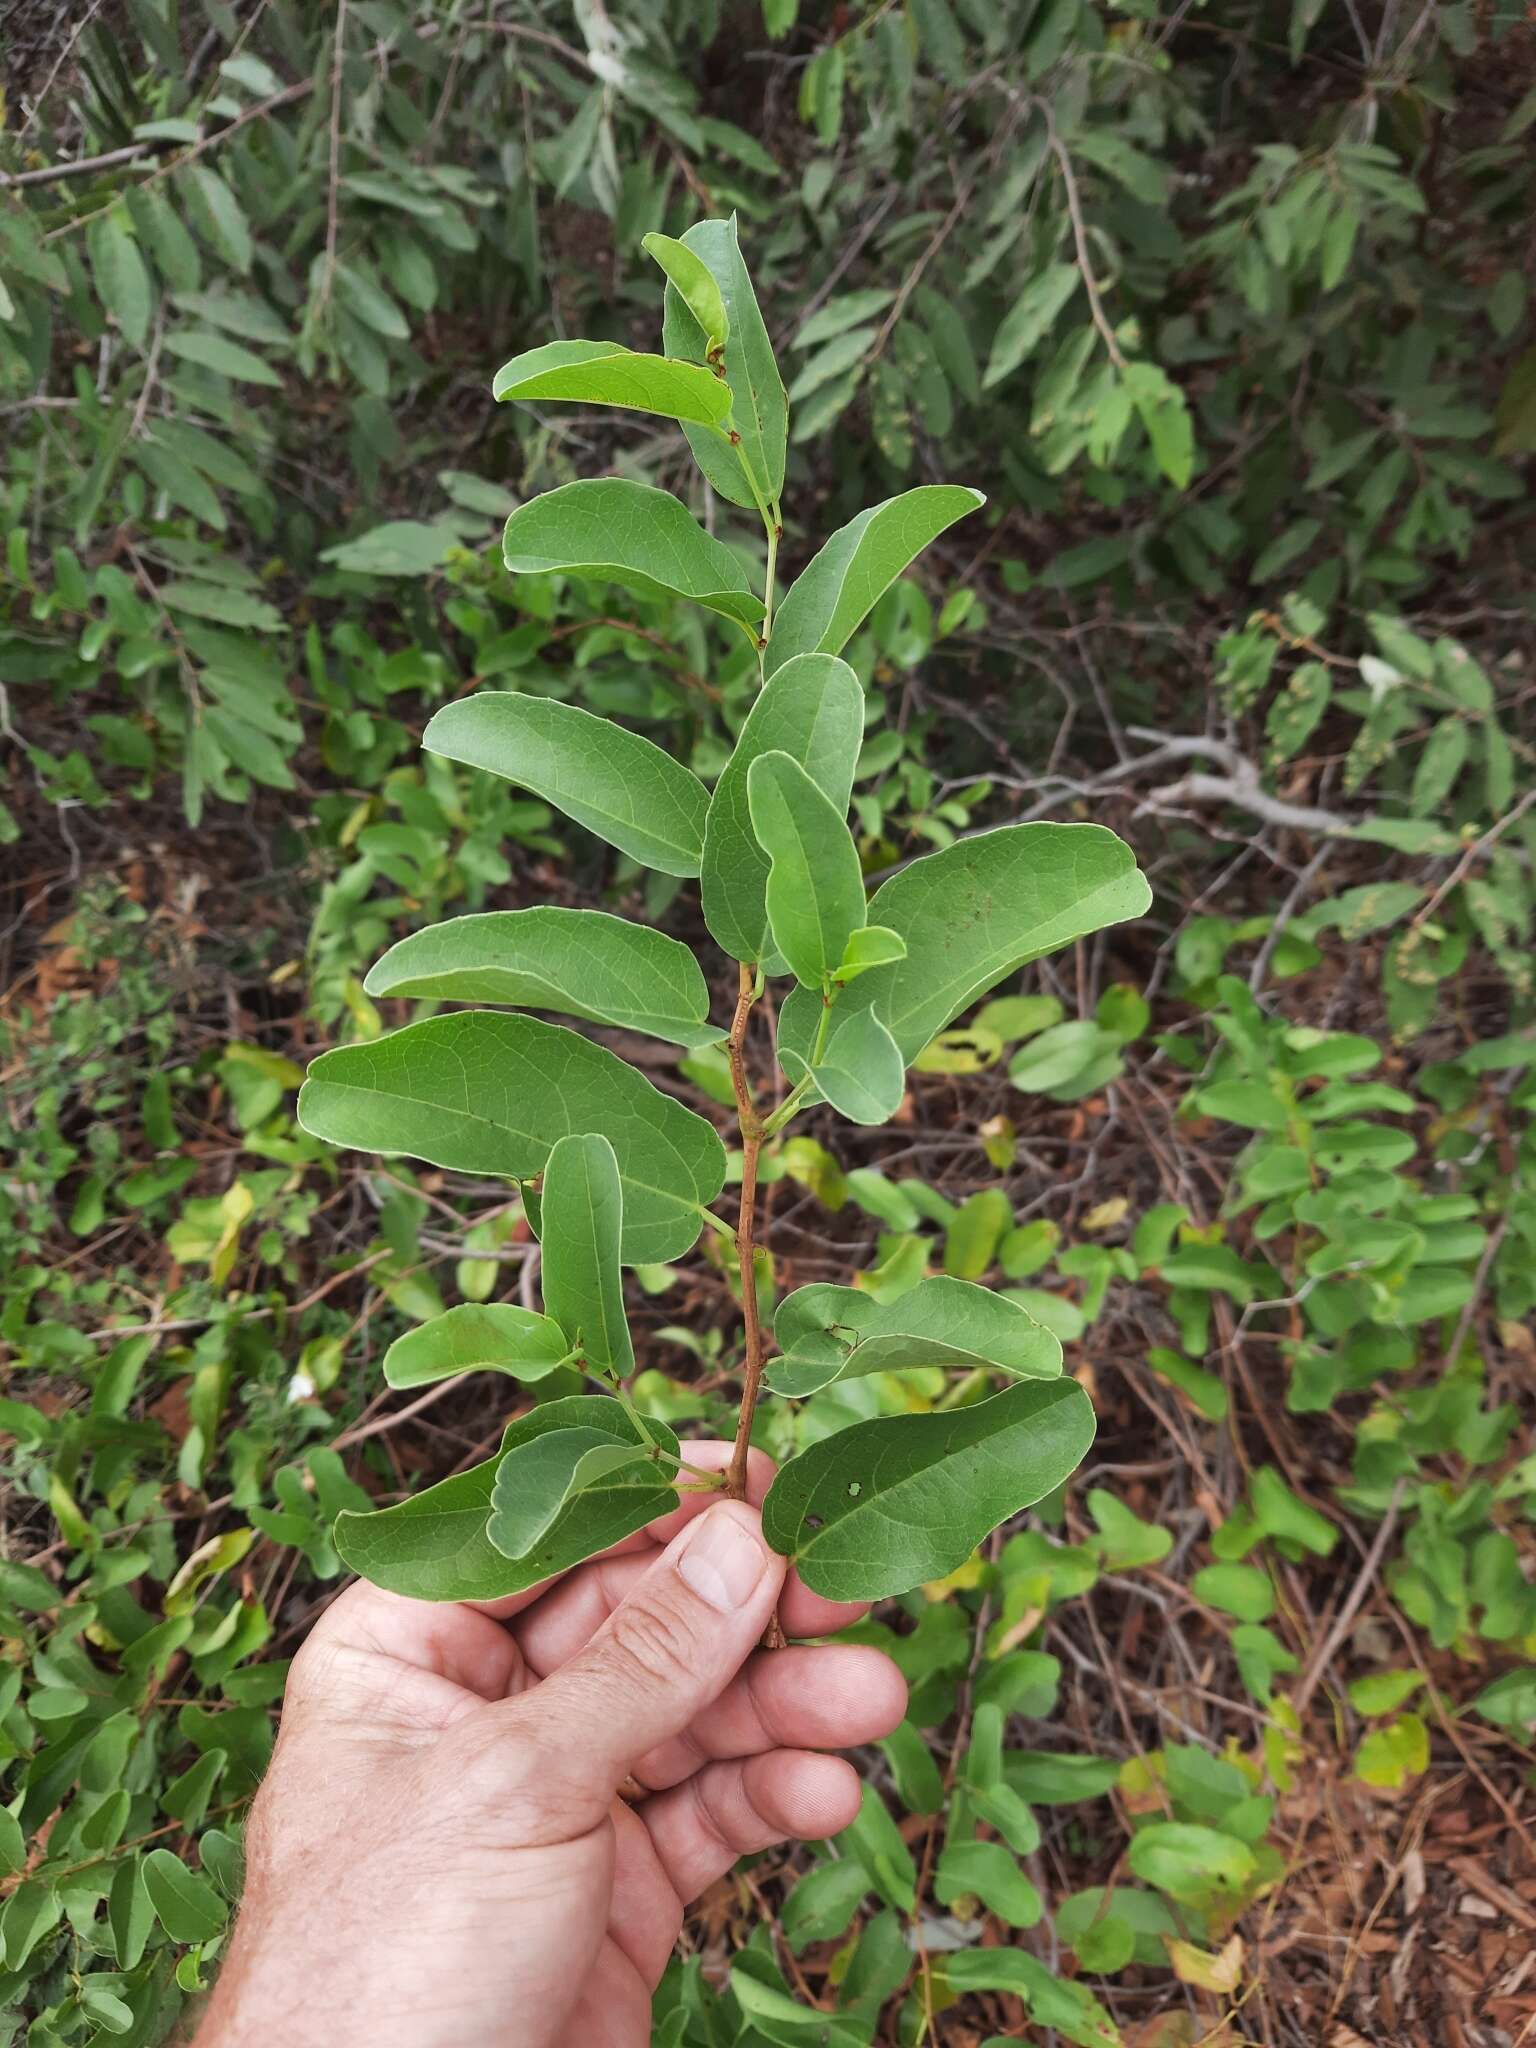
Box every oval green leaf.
[142,1850,227,1944]
[782,1005,904,1126]
[700,653,865,964]
[1125,1822,1257,1906]
[491,338,733,432]
[334,1397,679,1601]
[423,694,710,877]
[537,1133,634,1376]
[364,907,722,1049]
[642,231,729,355]
[382,1303,571,1390]
[488,1429,666,1561]
[761,1378,1095,1600]
[764,485,986,676]
[767,1275,1062,1397]
[780,822,1152,1070]
[747,750,867,987]
[502,479,763,636]
[836,924,907,982]
[661,215,787,510]
[297,1012,726,1263]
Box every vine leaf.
[333,1397,678,1601]
[760,1379,1095,1599]
[364,907,723,1050]
[835,925,906,982]
[492,338,733,432]
[747,750,867,987]
[296,1012,726,1262]
[765,485,985,675]
[382,1303,571,1389]
[642,232,729,357]
[537,1133,634,1376]
[781,1006,905,1126]
[700,654,865,966]
[423,694,711,877]
[778,822,1151,1072]
[766,1275,1063,1396]
[662,215,787,510]
[501,479,764,637]
[487,1429,662,1561]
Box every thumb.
[495,1501,786,1830]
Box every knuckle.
[604,1597,697,1694]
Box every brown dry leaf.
[1127,2016,1239,2047]
[1329,2029,1373,2048]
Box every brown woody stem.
[724,960,766,1503]
[723,963,787,1649]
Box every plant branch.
[0,142,153,189]
[318,0,349,315]
[1042,103,1128,372]
[724,961,767,1504]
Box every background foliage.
[3,1,1535,2043]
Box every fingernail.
[677,1506,769,1613]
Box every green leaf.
[1087,1489,1173,1570]
[781,1860,871,1952]
[501,480,764,636]
[1348,1669,1422,1716]
[1355,1712,1429,1789]
[944,1187,1013,1279]
[141,1849,227,1943]
[948,1952,1120,2048]
[765,486,985,676]
[488,1427,669,1560]
[768,1275,1061,1397]
[1471,1667,1536,1731]
[185,166,252,272]
[423,695,710,877]
[2,1882,62,1969]
[747,750,867,987]
[1193,1561,1275,1621]
[662,215,787,510]
[159,581,282,630]
[836,1784,917,1912]
[780,824,1151,1070]
[334,1398,679,1601]
[88,203,152,352]
[164,330,280,385]
[1124,360,1195,488]
[700,654,865,964]
[783,1005,905,1125]
[321,521,458,576]
[1126,1822,1256,1906]
[364,907,722,1049]
[642,231,729,355]
[935,1839,1042,1927]
[1494,347,1536,457]
[537,1134,633,1375]
[983,263,1078,388]
[836,925,906,982]
[382,1303,570,1389]
[491,339,733,433]
[297,1012,726,1262]
[761,1379,1094,1599]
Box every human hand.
[194,1443,907,2048]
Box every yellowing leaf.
[1167,1932,1244,1994]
